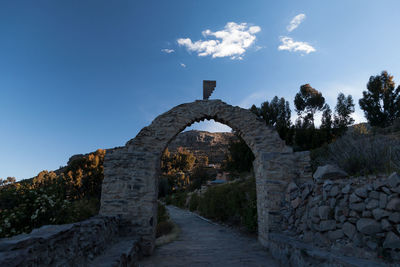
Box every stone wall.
[0,216,139,266]
[281,171,400,262]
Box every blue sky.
[1,0,400,180]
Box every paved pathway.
[138,206,279,267]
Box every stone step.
[89,238,140,267]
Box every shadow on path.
[138,206,279,267]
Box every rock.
[373,180,385,191]
[349,210,359,218]
[301,186,311,200]
[330,186,340,197]
[334,207,343,221]
[387,172,400,188]
[338,215,346,223]
[372,208,389,221]
[291,197,301,209]
[392,186,400,193]
[383,231,400,249]
[366,199,379,210]
[386,198,400,211]
[287,182,298,193]
[319,220,336,232]
[368,191,380,200]
[350,193,362,203]
[389,212,400,223]
[318,206,331,220]
[343,222,356,239]
[362,210,372,218]
[342,184,351,194]
[350,203,366,212]
[355,187,368,198]
[379,193,388,209]
[366,241,378,250]
[313,165,348,182]
[356,218,382,235]
[328,229,344,240]
[381,219,392,231]
[382,187,391,195]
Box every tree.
[253,96,291,141]
[321,104,333,130]
[334,93,355,131]
[294,84,325,128]
[249,104,260,117]
[359,71,400,127]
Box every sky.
[1,0,400,180]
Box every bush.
[311,131,400,175]
[196,178,257,232]
[0,149,106,238]
[157,202,169,223]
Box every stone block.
[356,218,382,235]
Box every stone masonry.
[99,99,311,254]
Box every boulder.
[330,186,340,197]
[368,191,380,200]
[383,231,400,249]
[379,193,388,209]
[381,219,392,231]
[342,222,356,239]
[356,218,382,235]
[350,203,366,212]
[328,229,344,240]
[372,208,389,221]
[342,184,351,194]
[355,187,368,198]
[313,165,348,182]
[319,220,336,232]
[366,199,379,210]
[389,212,400,223]
[387,172,400,188]
[386,198,400,211]
[318,206,331,220]
[350,193,362,203]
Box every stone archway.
[100,100,310,255]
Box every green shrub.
[311,131,400,175]
[197,178,257,232]
[157,202,169,223]
[188,193,200,211]
[0,149,105,238]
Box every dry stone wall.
[0,216,140,266]
[282,171,400,262]
[99,99,306,254]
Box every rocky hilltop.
[167,130,236,164]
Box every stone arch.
[100,100,309,254]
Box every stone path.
[138,206,279,267]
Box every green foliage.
[250,96,292,143]
[359,71,400,127]
[165,191,188,209]
[334,93,355,133]
[224,136,255,172]
[161,147,196,174]
[0,149,106,238]
[311,131,400,175]
[294,84,325,128]
[157,202,169,223]
[192,178,257,232]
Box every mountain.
[167,130,236,164]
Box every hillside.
[167,130,236,164]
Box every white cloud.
[161,48,175,54]
[177,22,261,60]
[287,13,306,32]
[185,119,232,133]
[278,36,316,54]
[180,63,186,68]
